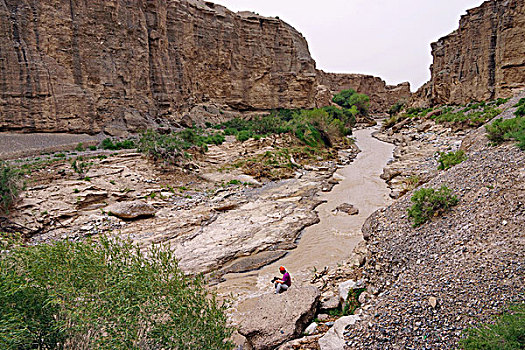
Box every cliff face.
[0,0,412,135]
[413,0,525,106]
[317,71,411,113]
[0,0,318,134]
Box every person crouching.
[273,266,291,294]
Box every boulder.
[235,286,320,350]
[105,200,156,219]
[318,315,360,350]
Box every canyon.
[0,0,524,349]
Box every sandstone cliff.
[413,0,525,106]
[0,0,411,135]
[317,71,411,113]
[0,0,318,134]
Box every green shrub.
[236,130,253,142]
[460,303,524,350]
[218,108,349,147]
[137,130,186,165]
[0,231,24,250]
[137,129,225,164]
[75,142,84,152]
[0,162,21,215]
[100,138,135,150]
[437,150,467,170]
[70,157,93,179]
[205,133,225,145]
[486,117,525,150]
[388,100,406,116]
[403,175,421,191]
[514,98,525,117]
[332,89,370,116]
[407,186,458,227]
[0,237,233,349]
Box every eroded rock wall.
[0,0,317,134]
[317,71,411,113]
[413,0,525,106]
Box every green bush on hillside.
[0,162,21,216]
[485,116,525,150]
[437,150,467,170]
[407,186,458,227]
[460,303,525,350]
[0,237,233,349]
[432,105,501,127]
[514,98,525,117]
[137,128,225,164]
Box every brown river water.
[217,127,395,300]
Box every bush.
[514,98,525,117]
[75,142,84,152]
[407,186,459,227]
[100,138,135,150]
[332,89,370,116]
[137,130,186,165]
[388,100,406,116]
[0,238,233,349]
[437,150,467,170]
[70,157,93,179]
[0,162,21,216]
[218,108,350,147]
[236,130,252,142]
[460,303,524,350]
[486,117,525,150]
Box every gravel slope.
[344,108,525,349]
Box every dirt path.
[217,126,394,299]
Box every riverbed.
[217,126,394,300]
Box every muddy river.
[217,126,395,300]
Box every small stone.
[317,314,330,322]
[304,322,317,335]
[429,296,438,308]
[334,203,359,215]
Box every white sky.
[213,0,485,91]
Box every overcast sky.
[213,0,485,91]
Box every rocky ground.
[338,93,525,349]
[3,93,524,350]
[270,92,524,350]
[4,133,358,278]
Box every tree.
[332,89,370,116]
[0,238,233,349]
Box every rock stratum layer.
[0,0,410,134]
[413,0,525,106]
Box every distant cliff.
[0,0,410,134]
[317,71,411,113]
[413,0,525,106]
